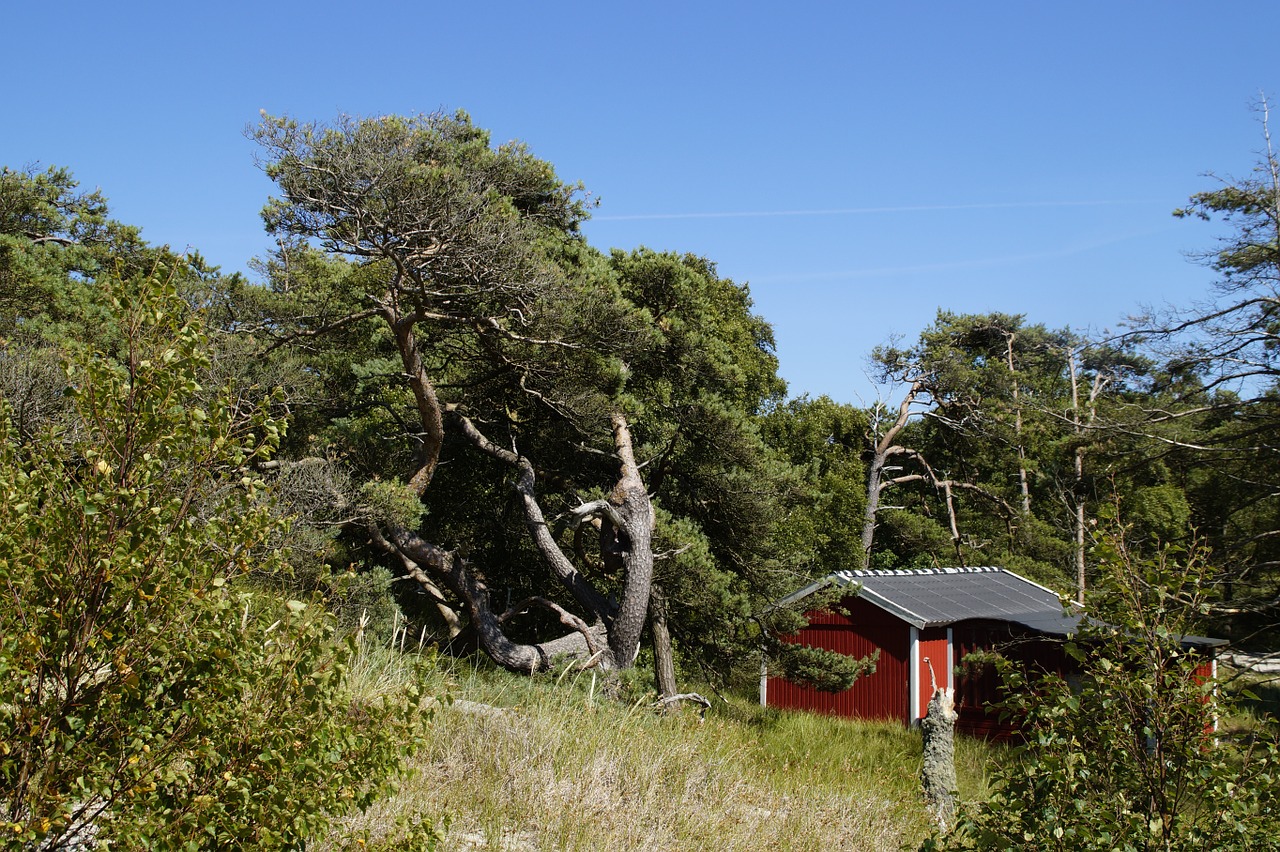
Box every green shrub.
[930,529,1280,851]
[778,643,879,693]
[0,268,429,850]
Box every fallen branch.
[498,595,604,661]
[654,692,712,720]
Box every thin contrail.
[593,199,1155,222]
[747,223,1175,283]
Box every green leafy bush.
[0,268,429,850]
[929,529,1280,851]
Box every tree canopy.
[239,112,856,690]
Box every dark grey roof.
[780,567,1080,634]
[779,567,1226,647]
[844,567,1077,632]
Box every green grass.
[320,652,1000,851]
[1215,666,1280,742]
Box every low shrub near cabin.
[929,530,1280,851]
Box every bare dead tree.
[860,381,926,569]
[861,380,1017,568]
[1065,345,1111,603]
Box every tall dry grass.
[321,653,996,851]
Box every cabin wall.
[916,626,951,722]
[767,596,910,724]
[766,580,1223,741]
[951,622,1007,738]
[952,620,1075,739]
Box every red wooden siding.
[952,620,1075,739]
[1195,657,1218,735]
[767,596,910,724]
[1195,659,1215,683]
[952,622,1008,738]
[916,627,951,722]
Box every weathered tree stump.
[921,684,959,830]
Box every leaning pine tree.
[251,113,661,674]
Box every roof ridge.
[846,566,1003,577]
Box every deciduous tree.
[0,269,422,850]
[931,527,1280,851]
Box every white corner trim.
[909,625,920,726]
[946,627,954,692]
[759,646,768,707]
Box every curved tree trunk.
[452,410,615,619]
[861,383,923,569]
[432,409,656,673]
[861,449,886,571]
[389,527,605,673]
[383,302,446,498]
[364,284,657,675]
[601,413,655,669]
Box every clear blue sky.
[4,1,1276,404]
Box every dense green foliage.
[932,529,1280,851]
[0,270,427,849]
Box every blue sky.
[4,1,1276,404]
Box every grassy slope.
[322,653,996,851]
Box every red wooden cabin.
[763,567,1223,739]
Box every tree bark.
[868,439,1015,569]
[451,409,614,620]
[372,298,597,673]
[443,409,656,672]
[861,383,923,569]
[386,306,446,497]
[389,526,604,673]
[650,584,679,699]
[368,264,652,676]
[941,481,965,567]
[654,693,711,719]
[1002,330,1033,516]
[921,683,959,831]
[601,413,655,669]
[1066,347,1108,604]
